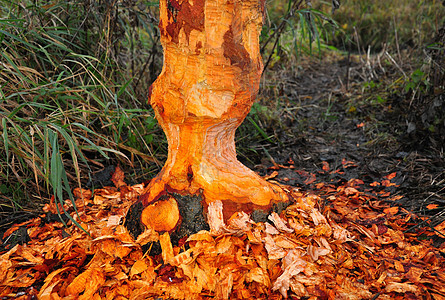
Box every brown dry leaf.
[38,280,60,300]
[394,260,405,273]
[169,248,195,267]
[434,220,445,233]
[264,234,288,260]
[0,258,12,283]
[186,230,214,243]
[310,208,328,226]
[385,282,419,295]
[427,204,439,210]
[4,158,445,299]
[268,212,293,233]
[215,270,233,300]
[344,187,359,195]
[93,237,133,259]
[246,267,271,288]
[432,293,445,300]
[405,267,423,283]
[383,206,399,215]
[111,166,126,188]
[385,172,397,180]
[322,161,330,172]
[272,251,307,298]
[38,267,77,298]
[135,227,159,245]
[106,215,122,227]
[216,236,234,255]
[307,245,330,261]
[332,224,353,242]
[273,235,300,249]
[336,280,373,300]
[227,211,253,232]
[93,194,107,205]
[15,245,43,265]
[73,188,92,200]
[265,222,280,235]
[65,267,105,298]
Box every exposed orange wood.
[141,197,180,232]
[138,0,289,229]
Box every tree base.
[125,192,209,245]
[124,187,293,245]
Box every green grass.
[0,0,164,211]
[324,0,445,52]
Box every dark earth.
[243,50,444,238]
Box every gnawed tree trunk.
[125,0,290,239]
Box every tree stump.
[125,0,290,239]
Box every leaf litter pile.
[1,161,445,299]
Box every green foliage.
[326,0,445,52]
[404,69,429,94]
[0,0,164,213]
[260,0,339,69]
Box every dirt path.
[249,53,445,238]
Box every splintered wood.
[1,164,445,299]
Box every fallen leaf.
[130,260,149,277]
[66,268,105,298]
[383,206,399,215]
[264,171,278,180]
[273,251,307,298]
[427,204,439,210]
[322,161,330,172]
[111,166,126,188]
[385,282,419,295]
[385,172,397,180]
[268,212,293,233]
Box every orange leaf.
[344,187,359,195]
[394,260,405,272]
[383,207,399,215]
[304,173,316,185]
[427,204,438,210]
[405,267,423,283]
[341,158,358,168]
[381,179,396,187]
[434,220,445,232]
[322,161,330,172]
[385,172,397,180]
[111,165,126,188]
[264,171,278,180]
[385,282,419,295]
[66,268,105,297]
[130,260,149,277]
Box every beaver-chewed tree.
[125,0,291,240]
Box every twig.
[385,51,407,79]
[261,0,304,71]
[393,15,402,63]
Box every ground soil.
[241,51,444,236]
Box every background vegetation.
[0,0,444,216]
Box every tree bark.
[127,0,289,235]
